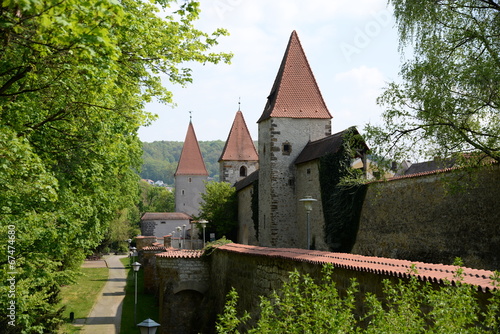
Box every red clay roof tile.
[156,249,204,259]
[175,122,208,176]
[258,30,332,123]
[219,111,258,162]
[218,244,497,292]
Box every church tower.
[175,120,208,216]
[219,109,259,185]
[257,30,332,247]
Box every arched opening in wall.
[240,166,247,177]
[169,289,204,333]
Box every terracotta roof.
[258,30,332,123]
[142,245,167,251]
[175,121,208,176]
[218,244,497,293]
[141,212,192,221]
[156,249,204,259]
[219,111,259,162]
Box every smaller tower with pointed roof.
[175,120,208,216]
[219,110,259,185]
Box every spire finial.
[238,97,241,111]
[189,110,192,123]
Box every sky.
[138,0,403,143]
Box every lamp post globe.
[299,196,317,250]
[137,318,161,334]
[199,220,208,248]
[132,262,141,325]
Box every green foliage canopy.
[0,0,231,331]
[366,1,500,164]
[198,181,238,241]
[140,140,225,184]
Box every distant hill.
[140,140,226,185]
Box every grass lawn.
[58,266,109,334]
[120,257,160,334]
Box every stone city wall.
[354,164,500,271]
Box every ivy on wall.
[319,127,368,252]
[251,179,259,240]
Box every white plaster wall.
[175,174,207,216]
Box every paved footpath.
[80,254,128,334]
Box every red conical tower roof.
[175,121,208,176]
[219,110,259,162]
[258,30,332,123]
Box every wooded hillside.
[140,140,226,184]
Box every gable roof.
[219,110,259,162]
[234,169,259,191]
[141,212,192,221]
[257,30,332,123]
[404,159,456,176]
[295,128,368,165]
[175,121,208,176]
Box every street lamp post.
[182,224,186,249]
[137,318,161,334]
[190,221,194,250]
[176,226,182,248]
[130,246,137,266]
[299,196,317,250]
[132,262,142,325]
[199,220,208,248]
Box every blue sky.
[138,0,402,143]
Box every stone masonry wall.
[156,253,209,334]
[353,164,500,271]
[258,117,331,248]
[199,244,495,333]
[295,160,327,250]
[236,185,258,245]
[220,160,259,185]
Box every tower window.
[282,142,292,155]
[181,189,185,196]
[240,166,247,177]
[188,177,192,182]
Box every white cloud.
[139,0,400,142]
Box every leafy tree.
[197,181,238,241]
[138,180,175,213]
[366,1,500,165]
[140,140,225,184]
[0,0,231,331]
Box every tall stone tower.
[219,110,259,185]
[175,120,208,216]
[257,30,332,247]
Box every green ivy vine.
[319,127,368,253]
[251,179,259,240]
